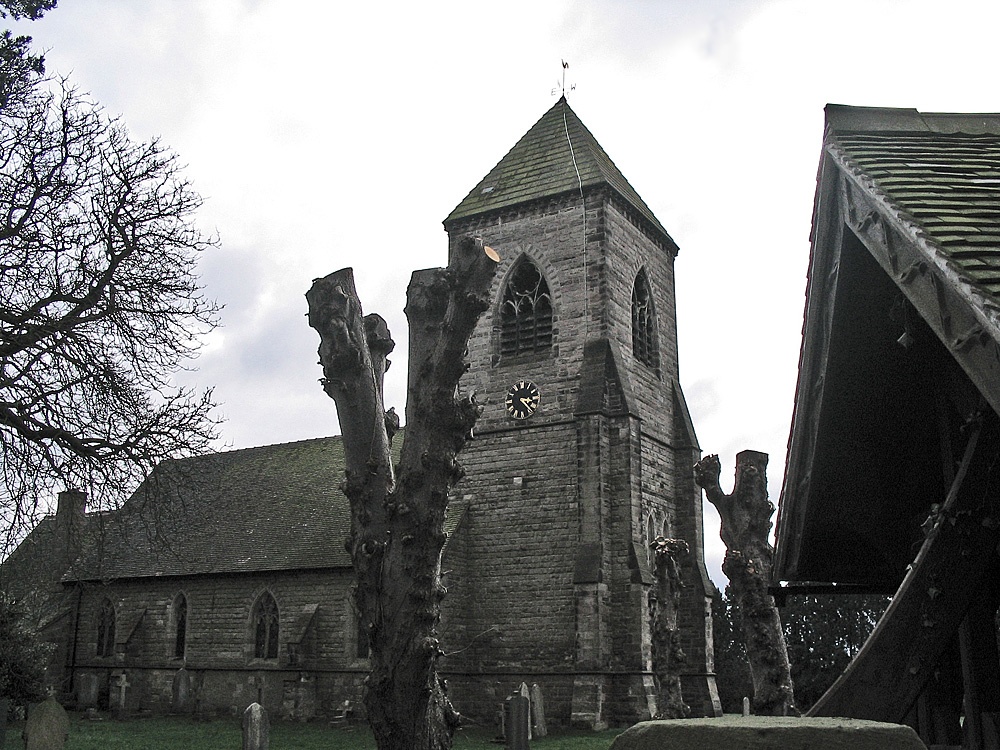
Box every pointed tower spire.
[444,98,675,249]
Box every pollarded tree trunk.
[693,451,798,717]
[306,236,499,750]
[649,536,691,719]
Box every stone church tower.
[440,96,722,726]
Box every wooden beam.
[809,412,1000,722]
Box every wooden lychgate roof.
[775,105,1000,585]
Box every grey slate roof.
[64,434,462,582]
[67,436,354,580]
[445,96,675,248]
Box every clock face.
[505,380,540,420]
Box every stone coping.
[609,715,927,750]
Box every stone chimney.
[55,489,88,571]
[56,488,87,527]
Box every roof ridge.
[164,434,344,466]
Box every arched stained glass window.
[252,592,279,660]
[500,259,553,356]
[632,270,660,371]
[97,598,116,658]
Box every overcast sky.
[11,0,1000,588]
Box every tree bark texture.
[649,536,691,719]
[306,236,498,750]
[694,451,798,716]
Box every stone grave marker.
[518,682,532,740]
[75,672,99,708]
[504,690,530,750]
[111,672,130,718]
[242,702,269,750]
[172,667,192,714]
[530,683,547,738]
[22,696,69,750]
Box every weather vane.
[551,60,576,98]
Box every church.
[0,96,721,727]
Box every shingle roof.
[826,105,1000,332]
[445,96,674,246]
[64,434,464,582]
[67,436,354,580]
[775,105,1000,584]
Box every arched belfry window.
[173,593,188,659]
[97,598,116,658]
[632,270,660,371]
[500,259,553,357]
[252,592,279,660]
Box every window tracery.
[500,259,553,356]
[252,592,279,660]
[632,270,660,371]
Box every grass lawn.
[2,714,624,749]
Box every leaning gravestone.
[518,682,532,740]
[609,716,929,750]
[242,702,269,750]
[530,683,547,738]
[22,696,70,750]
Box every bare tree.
[307,237,498,750]
[0,72,220,553]
[694,451,797,716]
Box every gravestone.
[530,683,547,738]
[75,672,99,708]
[518,682,532,740]
[111,672,130,719]
[22,696,69,750]
[504,691,530,750]
[242,702,269,750]
[172,668,192,714]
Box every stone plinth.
[609,716,927,750]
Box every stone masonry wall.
[67,568,366,720]
[444,186,719,725]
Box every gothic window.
[500,259,553,357]
[173,593,188,659]
[96,598,116,658]
[632,270,660,371]
[252,592,279,660]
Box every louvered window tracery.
[500,260,553,356]
[632,271,660,371]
